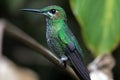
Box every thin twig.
[0,19,80,80]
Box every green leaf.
[70,0,120,56]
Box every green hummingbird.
[21,5,91,80]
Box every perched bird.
[21,5,91,80]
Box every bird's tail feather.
[67,49,91,80]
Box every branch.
[0,20,6,56]
[0,19,80,80]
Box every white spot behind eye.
[47,12,53,17]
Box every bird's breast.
[46,27,58,44]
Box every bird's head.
[21,5,67,20]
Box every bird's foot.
[60,56,68,67]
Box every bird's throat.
[46,18,65,33]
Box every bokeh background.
[0,0,119,80]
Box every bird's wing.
[58,29,91,80]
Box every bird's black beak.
[20,9,44,13]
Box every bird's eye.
[49,9,56,14]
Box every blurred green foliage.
[70,0,120,56]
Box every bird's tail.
[67,48,91,80]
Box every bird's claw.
[60,56,68,67]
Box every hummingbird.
[21,5,91,80]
